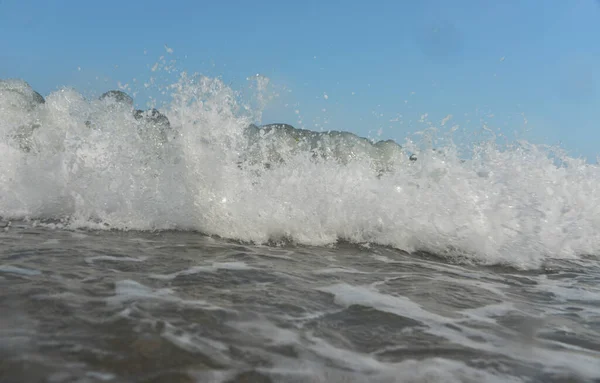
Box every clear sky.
[1,0,599,160]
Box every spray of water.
[1,71,599,270]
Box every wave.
[1,76,599,269]
[240,123,411,176]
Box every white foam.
[305,333,389,373]
[149,261,254,280]
[382,358,525,383]
[85,372,116,381]
[2,76,600,269]
[85,255,148,263]
[256,341,526,383]
[232,320,300,346]
[313,267,368,274]
[317,282,600,380]
[459,302,517,324]
[0,265,41,276]
[317,283,450,323]
[162,323,231,366]
[534,275,600,303]
[108,279,223,311]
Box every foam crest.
[1,75,600,269]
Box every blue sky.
[1,0,599,159]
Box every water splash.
[1,75,599,270]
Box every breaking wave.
[1,75,599,269]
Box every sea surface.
[1,77,600,382]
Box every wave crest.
[1,76,599,269]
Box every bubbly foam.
[1,75,600,269]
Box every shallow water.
[1,223,599,383]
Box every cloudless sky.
[1,0,599,159]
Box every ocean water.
[1,77,600,382]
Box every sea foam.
[1,75,600,269]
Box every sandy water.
[1,223,599,383]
